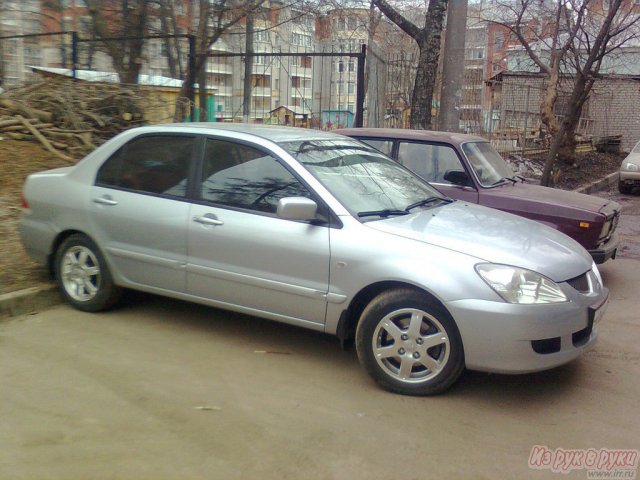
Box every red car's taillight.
[21,194,30,210]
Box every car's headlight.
[475,264,568,304]
[623,162,639,172]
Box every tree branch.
[373,0,422,41]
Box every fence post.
[187,34,196,122]
[522,84,530,157]
[71,31,78,79]
[355,44,367,128]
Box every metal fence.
[200,48,366,128]
[1,31,370,130]
[2,30,612,158]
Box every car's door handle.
[193,214,224,226]
[93,196,118,206]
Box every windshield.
[461,142,515,187]
[279,139,445,219]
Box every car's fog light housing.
[476,264,568,304]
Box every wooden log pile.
[0,78,147,161]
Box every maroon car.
[338,128,620,263]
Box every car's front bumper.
[620,169,640,185]
[588,232,619,264]
[446,287,608,374]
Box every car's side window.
[96,135,195,198]
[359,138,393,156]
[397,142,464,184]
[200,138,312,214]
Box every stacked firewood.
[0,78,147,162]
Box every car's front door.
[90,134,198,292]
[187,137,330,326]
[396,141,480,203]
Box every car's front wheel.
[356,288,465,395]
[55,234,121,312]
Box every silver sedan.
[20,124,608,395]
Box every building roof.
[270,105,312,115]
[29,66,215,90]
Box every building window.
[254,30,270,43]
[291,33,312,47]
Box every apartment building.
[0,0,41,88]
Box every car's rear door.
[90,134,198,293]
[186,136,330,326]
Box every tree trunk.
[540,66,560,138]
[198,60,208,121]
[409,0,448,130]
[541,74,590,185]
[159,0,178,79]
[410,43,434,129]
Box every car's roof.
[135,123,343,143]
[335,128,488,146]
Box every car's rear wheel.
[356,288,464,395]
[55,234,120,312]
[618,181,632,194]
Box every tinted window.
[200,139,311,214]
[359,138,393,156]
[96,135,195,197]
[397,142,464,183]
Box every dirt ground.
[0,139,74,294]
[0,138,629,294]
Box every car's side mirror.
[277,197,318,221]
[444,170,472,187]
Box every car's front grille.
[566,272,590,293]
[600,210,621,243]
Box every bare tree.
[484,0,585,145]
[84,0,152,84]
[485,0,640,185]
[157,0,184,78]
[373,0,449,129]
[177,0,268,121]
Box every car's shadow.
[113,289,586,403]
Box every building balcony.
[206,63,233,74]
[251,86,272,97]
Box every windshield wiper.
[405,196,452,212]
[490,177,517,186]
[357,209,408,218]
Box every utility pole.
[439,0,468,132]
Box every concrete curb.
[0,283,61,322]
[575,172,619,194]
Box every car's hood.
[483,182,614,216]
[366,201,592,282]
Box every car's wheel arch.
[336,280,453,349]
[48,230,98,278]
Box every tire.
[618,181,632,194]
[55,234,121,312]
[355,288,465,396]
